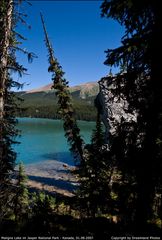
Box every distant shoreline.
[16,116,95,124]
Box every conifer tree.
[40,14,115,218]
[78,112,111,217]
[0,0,19,221]
[0,0,34,221]
[0,0,14,183]
[32,192,56,217]
[101,0,162,226]
[14,162,29,222]
[40,13,84,165]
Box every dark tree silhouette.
[0,0,35,222]
[78,111,112,217]
[0,0,23,221]
[101,0,162,227]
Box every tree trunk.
[0,0,13,222]
[0,0,13,172]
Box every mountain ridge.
[24,81,99,99]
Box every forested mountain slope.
[15,82,99,121]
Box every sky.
[14,0,124,91]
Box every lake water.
[15,118,96,166]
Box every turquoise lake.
[15,118,96,166]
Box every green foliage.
[0,0,36,223]
[40,14,85,164]
[14,162,29,222]
[91,112,105,148]
[0,0,25,221]
[15,91,97,121]
[78,112,112,217]
[32,192,56,216]
[0,1,161,236]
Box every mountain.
[16,81,99,121]
[27,83,53,93]
[26,81,99,99]
[71,82,99,99]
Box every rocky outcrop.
[97,75,137,143]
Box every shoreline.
[16,116,95,124]
[17,160,78,197]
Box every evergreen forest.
[15,91,97,121]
